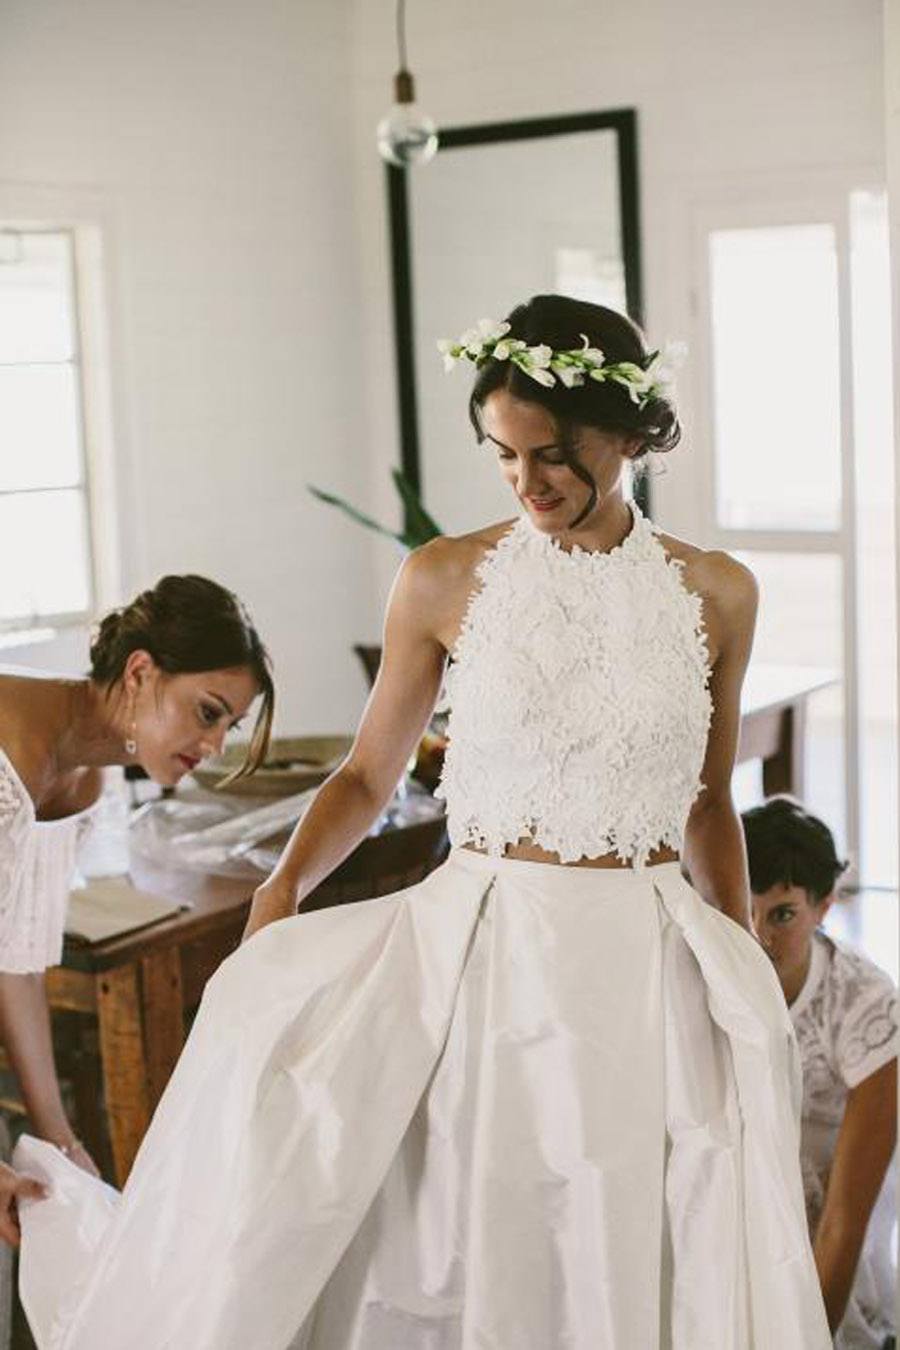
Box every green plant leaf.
[307,484,406,546]
[391,469,444,547]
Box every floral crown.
[437,319,685,409]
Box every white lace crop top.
[435,504,713,867]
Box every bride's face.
[480,389,634,532]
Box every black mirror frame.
[385,107,648,525]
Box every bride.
[19,296,830,1348]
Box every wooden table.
[47,812,447,1185]
[47,664,834,1186]
[738,663,837,797]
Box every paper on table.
[66,877,183,943]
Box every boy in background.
[743,796,897,1349]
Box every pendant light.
[376,0,438,168]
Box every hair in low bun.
[89,592,155,684]
[90,575,274,782]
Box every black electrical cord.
[396,0,408,71]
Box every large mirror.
[387,110,644,535]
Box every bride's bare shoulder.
[657,528,756,608]
[392,522,517,648]
[403,520,517,589]
[656,526,758,664]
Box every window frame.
[688,176,887,889]
[0,192,121,638]
[0,226,95,631]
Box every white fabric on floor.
[16,851,830,1349]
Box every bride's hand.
[0,1161,48,1247]
[242,878,297,942]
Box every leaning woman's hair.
[468,295,681,526]
[741,796,849,903]
[89,575,274,784]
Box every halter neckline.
[518,499,650,563]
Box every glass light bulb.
[377,103,438,168]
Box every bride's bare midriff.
[463,839,680,869]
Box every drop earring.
[125,698,137,757]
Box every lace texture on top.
[0,750,90,973]
[789,931,898,1347]
[792,931,898,1123]
[435,504,713,867]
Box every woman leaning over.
[0,574,272,1243]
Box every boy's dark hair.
[741,796,848,903]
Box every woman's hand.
[56,1137,100,1178]
[0,1160,47,1247]
[242,878,297,943]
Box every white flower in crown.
[436,339,459,373]
[522,363,555,388]
[527,344,553,368]
[553,363,586,389]
[437,319,511,370]
[511,343,556,387]
[577,334,605,366]
[493,337,526,361]
[437,316,685,409]
[603,360,654,404]
[647,339,688,391]
[461,318,510,358]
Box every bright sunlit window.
[709,224,842,532]
[707,197,897,891]
[0,229,93,628]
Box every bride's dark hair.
[469,295,681,526]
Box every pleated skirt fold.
[17,851,830,1349]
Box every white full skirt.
[16,851,830,1349]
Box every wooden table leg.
[762,702,807,798]
[69,1029,112,1178]
[97,965,151,1186]
[140,947,184,1111]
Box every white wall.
[351,0,885,599]
[0,0,886,731]
[0,0,375,732]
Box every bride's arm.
[682,555,759,933]
[243,544,449,938]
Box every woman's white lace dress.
[17,505,830,1348]
[0,749,90,973]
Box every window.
[709,225,842,532]
[699,190,897,889]
[849,190,897,889]
[0,229,93,629]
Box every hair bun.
[89,608,125,681]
